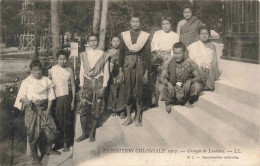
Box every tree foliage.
[1,0,223,49]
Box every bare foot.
[120,112,126,119]
[46,149,61,155]
[30,158,40,165]
[89,136,96,142]
[122,118,132,126]
[185,101,194,108]
[63,144,70,152]
[111,113,116,116]
[166,105,172,113]
[75,134,88,142]
[135,119,143,127]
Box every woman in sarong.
[177,4,203,47]
[76,34,110,142]
[106,36,126,118]
[187,25,220,91]
[48,50,75,152]
[151,15,179,105]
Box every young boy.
[14,60,60,164]
[76,34,110,142]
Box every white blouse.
[49,64,71,97]
[151,30,179,56]
[14,75,55,110]
[79,48,109,87]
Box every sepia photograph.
[0,0,259,165]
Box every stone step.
[200,92,260,128]
[142,108,202,148]
[214,80,260,109]
[171,105,258,148]
[115,113,163,148]
[73,115,128,166]
[196,93,259,143]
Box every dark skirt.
[107,81,126,112]
[55,94,74,144]
[121,55,144,105]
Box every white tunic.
[14,75,55,110]
[79,48,109,87]
[187,40,214,69]
[151,30,179,56]
[49,64,71,97]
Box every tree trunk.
[51,0,61,63]
[98,0,108,51]
[34,30,40,58]
[61,31,64,48]
[93,0,101,34]
[0,1,2,44]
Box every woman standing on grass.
[49,50,76,152]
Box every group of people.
[14,4,220,164]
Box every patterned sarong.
[24,99,57,144]
[180,16,203,47]
[77,76,105,118]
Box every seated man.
[159,42,203,113]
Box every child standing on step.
[106,36,126,119]
[14,59,60,165]
[49,50,76,152]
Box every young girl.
[76,34,110,142]
[106,36,126,118]
[49,50,76,152]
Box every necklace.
[175,62,185,82]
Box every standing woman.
[187,25,220,91]
[151,15,179,105]
[106,36,126,118]
[49,50,76,152]
[177,4,203,47]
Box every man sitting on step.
[160,42,203,113]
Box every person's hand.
[21,97,32,108]
[71,101,75,111]
[98,87,105,99]
[79,87,84,97]
[151,51,158,63]
[119,68,124,83]
[176,82,182,88]
[143,70,148,84]
[46,109,51,116]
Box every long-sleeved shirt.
[119,30,151,71]
[151,30,179,56]
[79,48,109,87]
[14,75,55,110]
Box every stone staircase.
[46,43,260,166]
[67,78,259,166]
